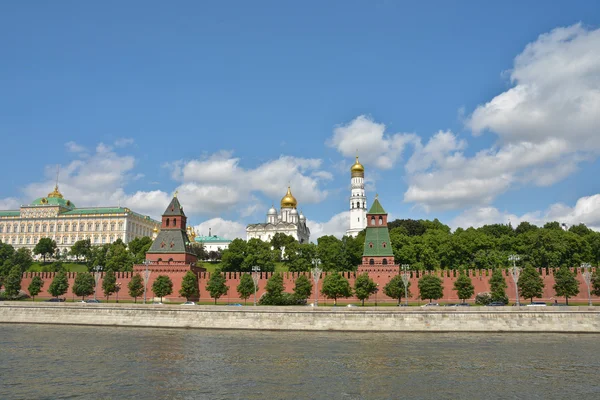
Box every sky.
[1,1,600,240]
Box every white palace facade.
[246,186,310,243]
[0,185,160,255]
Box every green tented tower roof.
[363,227,394,256]
[368,198,386,214]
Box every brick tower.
[358,196,396,273]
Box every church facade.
[246,186,310,243]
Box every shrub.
[475,292,491,305]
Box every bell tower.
[346,155,367,237]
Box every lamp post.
[375,284,379,307]
[311,258,322,307]
[115,282,122,303]
[143,259,151,304]
[252,266,260,306]
[581,263,593,307]
[508,255,521,306]
[401,264,410,307]
[93,265,102,301]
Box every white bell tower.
[346,155,367,237]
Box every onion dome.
[153,226,159,233]
[48,185,64,199]
[290,208,298,215]
[350,156,365,177]
[299,211,306,221]
[268,205,277,215]
[280,186,298,208]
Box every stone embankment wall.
[18,267,600,304]
[1,303,600,332]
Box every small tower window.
[382,242,387,248]
[382,259,388,265]
[369,242,373,248]
[370,217,375,225]
[173,219,177,227]
[379,216,383,225]
[369,259,374,265]
[166,219,170,227]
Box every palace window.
[35,225,39,232]
[64,224,69,232]
[95,223,99,231]
[19,237,23,244]
[63,237,68,244]
[42,225,47,232]
[102,236,106,244]
[87,223,92,231]
[111,223,115,231]
[57,224,62,232]
[26,237,30,244]
[94,236,99,244]
[0,225,3,233]
[50,224,54,232]
[12,238,16,244]
[103,223,107,231]
[20,225,25,233]
[80,223,84,231]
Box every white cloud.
[193,218,247,240]
[0,197,20,210]
[65,141,87,153]
[306,211,350,240]
[114,138,134,148]
[405,24,600,211]
[327,115,417,169]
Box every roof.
[368,198,386,215]
[195,235,232,243]
[163,197,185,217]
[148,229,192,254]
[363,227,394,257]
[0,211,20,217]
[61,207,158,222]
[30,197,76,209]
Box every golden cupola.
[280,186,298,209]
[47,185,64,199]
[350,156,365,177]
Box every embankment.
[1,303,600,332]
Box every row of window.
[351,201,366,209]
[368,258,389,265]
[0,222,125,233]
[0,234,125,245]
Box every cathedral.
[246,186,310,243]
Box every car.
[422,303,440,307]
[45,298,65,302]
[526,302,547,307]
[227,303,243,306]
[487,302,506,307]
[445,303,458,307]
[456,303,470,307]
[551,302,568,307]
[85,299,100,303]
[181,301,196,306]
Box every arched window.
[379,216,383,225]
[351,202,354,209]
[370,217,375,225]
[369,242,373,248]
[356,201,360,209]
[382,259,388,265]
[173,219,177,227]
[369,258,374,265]
[382,242,387,248]
[166,218,170,227]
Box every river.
[1,324,599,399]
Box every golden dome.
[350,156,364,177]
[153,226,159,233]
[47,185,64,199]
[280,186,298,208]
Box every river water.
[1,324,599,399]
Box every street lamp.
[581,263,593,307]
[252,266,260,306]
[375,284,379,306]
[311,258,322,307]
[143,259,151,304]
[508,255,521,306]
[401,264,410,307]
[93,265,103,301]
[115,282,122,303]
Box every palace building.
[0,185,160,256]
[246,186,310,243]
[346,155,367,237]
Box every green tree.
[128,273,144,303]
[179,271,199,301]
[241,238,276,272]
[418,274,444,303]
[4,265,22,299]
[11,248,33,273]
[70,239,92,262]
[128,236,153,263]
[72,273,96,300]
[87,244,110,271]
[236,273,255,305]
[190,242,208,261]
[105,242,133,272]
[48,271,69,299]
[553,266,580,305]
[152,275,173,303]
[265,273,285,297]
[354,272,378,306]
[205,269,229,304]
[102,270,117,301]
[271,233,296,260]
[592,268,600,297]
[220,239,247,272]
[293,274,313,300]
[27,275,44,301]
[285,242,318,272]
[453,272,474,303]
[33,238,57,263]
[518,265,545,303]
[321,273,352,305]
[489,269,508,303]
[383,275,412,305]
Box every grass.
[27,262,88,273]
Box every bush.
[259,292,306,306]
[475,292,491,305]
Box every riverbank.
[1,302,600,332]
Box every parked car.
[85,299,101,303]
[526,302,547,307]
[182,301,196,306]
[227,303,243,306]
[456,303,470,307]
[45,298,65,302]
[487,302,506,307]
[551,302,568,307]
[422,303,440,307]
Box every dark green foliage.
[320,273,352,305]
[70,239,92,261]
[271,233,296,261]
[553,266,580,305]
[4,265,22,298]
[489,269,508,303]
[316,235,363,272]
[189,243,208,261]
[102,270,117,301]
[383,275,412,305]
[475,292,492,305]
[128,273,144,303]
[41,261,65,273]
[33,238,57,263]
[128,237,153,264]
[518,265,545,303]
[179,271,199,300]
[152,275,173,302]
[285,242,317,272]
[293,274,313,300]
[354,272,378,306]
[72,273,96,300]
[418,274,444,302]
[48,271,69,298]
[592,269,600,297]
[258,272,306,305]
[220,238,276,272]
[11,248,33,273]
[236,273,255,305]
[27,276,44,301]
[105,242,133,272]
[205,269,229,304]
[453,272,474,303]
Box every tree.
[241,238,276,272]
[236,273,255,305]
[27,276,44,301]
[33,238,57,263]
[190,242,208,261]
[383,275,412,305]
[128,236,153,263]
[264,273,285,299]
[179,271,199,301]
[152,275,173,303]
[418,274,444,303]
[128,273,144,303]
[293,274,313,300]
[102,270,117,301]
[11,248,33,273]
[205,269,229,304]
[48,271,69,299]
[553,266,580,305]
[105,242,133,272]
[592,268,600,297]
[70,239,92,262]
[4,265,22,299]
[354,272,378,306]
[72,273,96,300]
[321,273,352,305]
[518,265,545,303]
[489,268,508,303]
[271,233,296,260]
[453,272,474,303]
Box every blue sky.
[2,1,600,239]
